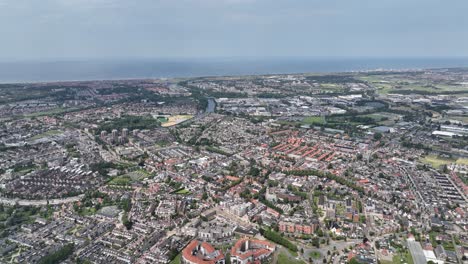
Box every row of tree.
[284,169,365,194]
[260,228,297,252]
[38,244,74,264]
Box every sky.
[0,0,467,61]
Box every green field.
[447,115,468,124]
[29,130,63,140]
[358,74,468,95]
[278,251,305,264]
[391,251,414,264]
[127,170,152,181]
[157,117,169,122]
[175,188,191,195]
[309,251,321,259]
[302,116,325,125]
[108,175,132,186]
[421,155,468,168]
[24,107,76,117]
[169,253,181,264]
[79,207,97,216]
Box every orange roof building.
[230,238,275,264]
[181,240,225,264]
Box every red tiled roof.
[182,240,224,264]
[230,239,274,262]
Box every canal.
[206,98,216,113]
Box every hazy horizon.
[0,0,467,61]
[1,57,468,83]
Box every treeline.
[206,146,231,156]
[97,115,160,133]
[284,169,365,194]
[221,177,244,191]
[177,81,208,110]
[38,244,74,264]
[0,143,16,152]
[391,89,468,95]
[287,184,308,199]
[260,228,297,252]
[401,140,432,151]
[207,91,248,98]
[259,197,284,214]
[257,93,284,98]
[305,75,364,84]
[121,195,133,229]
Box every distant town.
[0,68,467,264]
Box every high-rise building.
[122,128,128,138]
[100,131,107,139]
[111,129,118,141]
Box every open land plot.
[309,251,321,259]
[108,175,132,186]
[420,155,468,168]
[302,116,325,125]
[161,115,194,127]
[29,130,63,140]
[277,251,305,264]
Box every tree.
[260,228,297,252]
[312,237,320,248]
[316,228,324,237]
[38,244,74,264]
[356,153,363,160]
[373,132,383,141]
[249,166,260,177]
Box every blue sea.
[0,57,467,83]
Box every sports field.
[160,115,194,127]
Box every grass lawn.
[108,175,132,186]
[278,251,305,264]
[175,188,191,195]
[448,115,468,124]
[24,107,76,117]
[421,155,468,168]
[127,170,152,181]
[302,116,325,125]
[157,117,169,123]
[443,241,455,251]
[29,130,63,140]
[309,251,321,259]
[362,113,390,122]
[79,207,97,216]
[429,231,438,247]
[392,251,414,264]
[335,204,345,216]
[169,253,181,264]
[457,158,468,165]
